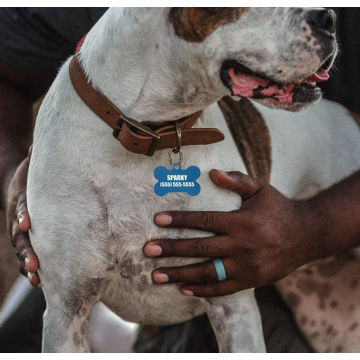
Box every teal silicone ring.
[212,258,227,281]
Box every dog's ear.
[169,8,249,43]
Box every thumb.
[209,169,264,200]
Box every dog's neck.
[78,8,223,123]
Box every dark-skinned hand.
[144,169,320,298]
[5,146,41,287]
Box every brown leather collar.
[69,55,224,156]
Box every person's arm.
[144,169,360,297]
[0,59,54,285]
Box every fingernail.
[25,257,30,271]
[18,216,23,225]
[28,273,33,283]
[153,272,169,284]
[216,169,228,175]
[154,214,172,226]
[144,244,162,257]
[182,289,194,296]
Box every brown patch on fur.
[349,322,358,331]
[73,332,80,347]
[335,345,344,352]
[302,268,314,275]
[325,325,337,336]
[218,96,272,182]
[316,256,350,278]
[296,278,333,309]
[169,8,249,42]
[285,291,301,309]
[300,315,308,325]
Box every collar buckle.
[113,115,161,156]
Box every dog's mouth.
[220,55,335,106]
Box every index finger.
[144,235,230,258]
[154,211,234,233]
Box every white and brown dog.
[27,8,360,352]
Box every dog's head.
[168,7,337,112]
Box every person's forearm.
[306,169,360,260]
[0,81,33,211]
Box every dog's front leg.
[42,288,95,353]
[205,289,266,353]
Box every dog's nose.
[307,9,336,37]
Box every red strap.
[75,34,87,54]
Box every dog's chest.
[105,144,244,249]
[97,106,246,280]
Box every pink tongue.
[228,68,270,98]
[307,68,329,82]
[228,68,295,104]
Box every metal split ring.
[169,148,183,168]
[169,121,183,168]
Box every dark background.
[321,8,360,113]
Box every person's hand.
[144,169,320,297]
[5,146,40,286]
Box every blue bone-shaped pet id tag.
[154,164,201,196]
